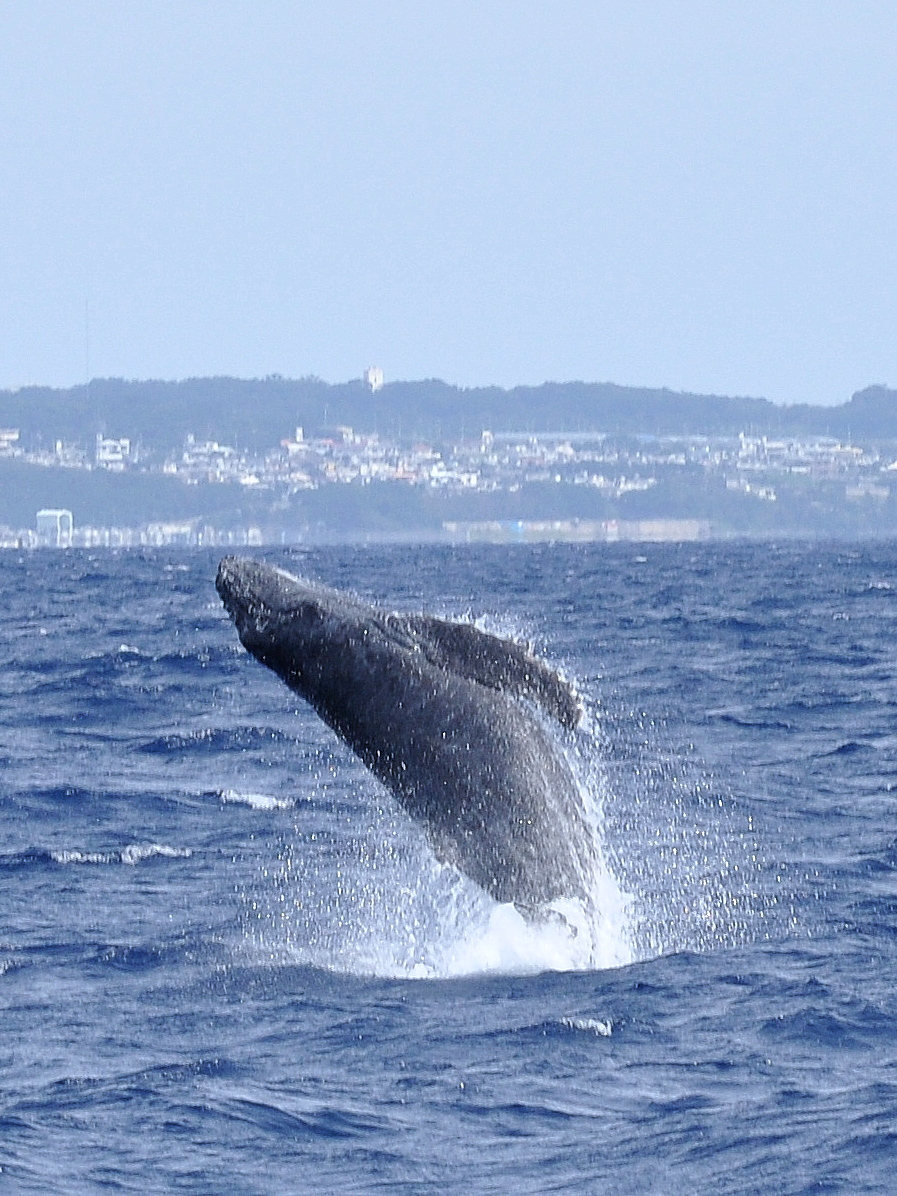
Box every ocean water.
[1,541,896,1194]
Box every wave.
[557,1015,614,1036]
[820,740,877,757]
[138,726,293,755]
[218,790,294,811]
[208,1093,391,1141]
[486,1015,616,1041]
[0,844,192,869]
[54,843,193,866]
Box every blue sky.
[0,1,894,403]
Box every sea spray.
[239,674,796,977]
[244,710,636,978]
[596,701,802,958]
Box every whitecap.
[50,844,192,866]
[50,849,110,865]
[119,843,192,866]
[559,1016,613,1036]
[219,790,294,811]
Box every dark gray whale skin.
[216,556,596,910]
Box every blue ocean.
[2,541,896,1194]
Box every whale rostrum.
[216,557,597,912]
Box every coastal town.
[1,414,895,547]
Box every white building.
[96,434,131,468]
[364,366,384,393]
[36,508,73,547]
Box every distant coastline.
[2,376,897,543]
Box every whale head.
[218,555,309,632]
[216,556,344,664]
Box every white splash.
[220,790,294,811]
[246,724,636,980]
[415,892,632,979]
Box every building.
[363,366,384,393]
[36,508,73,547]
[95,434,131,468]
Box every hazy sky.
[1,1,895,403]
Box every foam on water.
[415,887,632,979]
[219,789,294,811]
[559,1016,614,1035]
[50,843,192,866]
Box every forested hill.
[1,376,895,451]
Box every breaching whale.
[216,556,597,912]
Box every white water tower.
[364,367,384,393]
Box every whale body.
[216,556,596,911]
